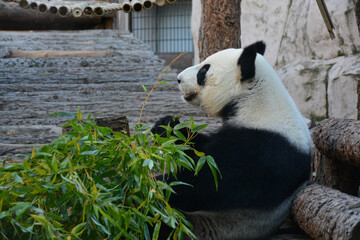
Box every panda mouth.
[184,92,197,101]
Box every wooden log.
[198,0,241,61]
[312,150,360,196]
[292,183,360,240]
[312,118,360,167]
[8,50,109,58]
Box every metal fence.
[131,0,193,54]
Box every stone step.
[0,29,221,159]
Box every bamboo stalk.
[38,2,51,13]
[131,0,143,13]
[18,0,29,9]
[49,5,60,14]
[58,5,71,16]
[142,0,153,9]
[122,0,131,13]
[29,1,38,9]
[71,2,89,17]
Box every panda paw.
[151,115,180,136]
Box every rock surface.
[278,60,332,118]
[241,0,360,67]
[242,0,360,119]
[192,0,359,120]
[328,56,360,119]
[278,55,360,119]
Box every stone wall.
[191,0,360,120]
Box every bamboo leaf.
[139,153,148,160]
[173,121,191,130]
[51,155,58,173]
[194,150,205,157]
[71,222,87,236]
[195,157,206,175]
[31,148,36,159]
[159,81,171,86]
[77,107,82,121]
[191,123,209,132]
[30,214,48,225]
[152,221,161,240]
[0,211,10,220]
[173,130,187,142]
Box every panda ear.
[237,41,266,81]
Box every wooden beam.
[8,50,109,58]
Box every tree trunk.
[312,151,360,196]
[358,79,360,120]
[292,183,360,240]
[312,118,360,167]
[355,0,360,120]
[355,0,360,35]
[198,0,241,61]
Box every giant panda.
[151,41,312,240]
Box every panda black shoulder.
[199,125,311,210]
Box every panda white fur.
[151,41,311,240]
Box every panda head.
[177,41,311,152]
[177,41,266,118]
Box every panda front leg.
[151,115,210,150]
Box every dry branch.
[312,118,360,167]
[292,183,360,240]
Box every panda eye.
[197,64,210,86]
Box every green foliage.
[0,110,219,240]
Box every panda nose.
[177,78,181,84]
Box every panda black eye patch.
[197,64,210,85]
